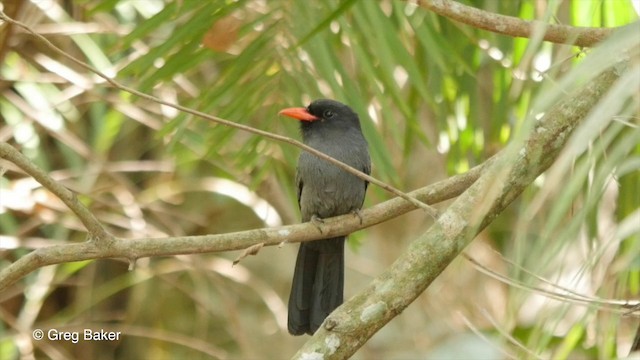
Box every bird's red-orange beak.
[278,107,319,122]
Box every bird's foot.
[351,209,364,225]
[310,215,325,234]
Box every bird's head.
[279,99,362,134]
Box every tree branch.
[418,0,622,47]
[292,62,622,359]
[0,152,489,292]
[0,143,110,242]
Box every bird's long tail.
[288,237,345,335]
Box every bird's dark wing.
[295,170,303,210]
[363,161,371,193]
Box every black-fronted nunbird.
[279,99,371,335]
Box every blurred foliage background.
[0,0,639,359]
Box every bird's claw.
[310,215,325,234]
[351,209,364,225]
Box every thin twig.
[0,10,438,218]
[463,253,639,313]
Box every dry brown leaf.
[202,16,241,52]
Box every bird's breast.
[297,146,368,221]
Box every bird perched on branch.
[279,99,371,335]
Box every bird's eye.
[323,110,334,118]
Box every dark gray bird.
[279,99,371,335]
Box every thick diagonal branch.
[292,63,621,359]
